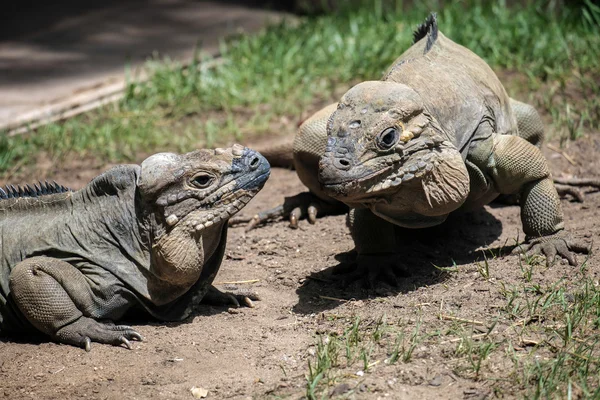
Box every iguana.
[0,145,270,350]
[235,13,597,283]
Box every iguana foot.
[512,232,591,267]
[332,254,408,289]
[201,285,260,308]
[55,316,143,352]
[553,177,600,202]
[229,191,347,231]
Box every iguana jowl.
[241,13,595,282]
[0,145,270,350]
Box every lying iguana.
[237,13,596,282]
[0,145,270,350]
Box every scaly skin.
[0,145,270,350]
[239,13,595,284]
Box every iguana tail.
[254,139,295,169]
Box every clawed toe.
[514,232,591,267]
[228,192,347,231]
[201,285,259,309]
[59,317,143,352]
[120,337,132,350]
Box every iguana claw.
[56,316,143,352]
[201,285,260,308]
[228,191,347,231]
[120,337,133,350]
[512,232,591,267]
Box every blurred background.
[0,0,598,181]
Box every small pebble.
[190,386,208,398]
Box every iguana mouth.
[319,134,444,198]
[166,150,271,231]
[189,168,270,231]
[321,165,392,187]
[237,170,271,191]
[322,149,437,199]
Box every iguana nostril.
[249,156,260,170]
[334,158,351,170]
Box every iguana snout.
[139,145,270,231]
[318,81,445,202]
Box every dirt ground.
[0,133,599,399]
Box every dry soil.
[0,133,599,400]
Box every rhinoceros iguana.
[0,145,270,350]
[234,13,597,284]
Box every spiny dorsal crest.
[412,12,438,54]
[0,181,71,200]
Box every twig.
[546,144,577,166]
[441,333,489,344]
[521,338,540,346]
[228,215,254,226]
[214,279,259,285]
[439,314,485,325]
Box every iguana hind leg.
[510,98,544,147]
[230,191,347,231]
[231,103,347,230]
[9,257,142,351]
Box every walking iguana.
[0,145,270,350]
[237,14,596,283]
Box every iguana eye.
[191,174,214,188]
[376,127,400,150]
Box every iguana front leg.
[333,207,407,288]
[486,135,591,265]
[9,257,142,351]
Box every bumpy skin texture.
[251,13,591,280]
[0,145,270,350]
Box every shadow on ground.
[293,206,511,314]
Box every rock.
[190,387,208,398]
[428,374,442,386]
[329,383,350,397]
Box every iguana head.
[139,144,270,232]
[319,81,469,221]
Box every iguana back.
[384,14,516,156]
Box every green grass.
[304,314,426,399]
[1,0,599,176]
[301,258,600,398]
[506,275,600,399]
